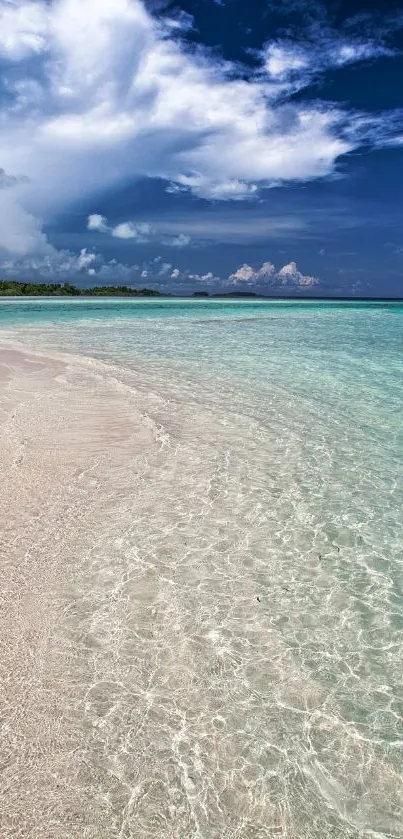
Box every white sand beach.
[0,344,156,838]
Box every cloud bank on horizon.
[0,0,402,292]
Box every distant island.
[0,281,265,298]
[1,281,398,301]
[0,281,165,297]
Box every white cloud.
[1,248,94,278]
[87,214,191,246]
[89,209,304,247]
[165,182,188,195]
[167,233,191,248]
[200,272,215,283]
[0,1,48,60]
[332,42,391,66]
[0,245,141,283]
[228,264,255,283]
[172,260,316,293]
[265,44,308,79]
[276,261,318,287]
[76,248,96,270]
[0,187,49,258]
[0,0,401,273]
[188,271,218,284]
[228,261,275,285]
[264,37,392,88]
[185,270,220,289]
[88,215,153,241]
[87,213,108,232]
[112,221,140,239]
[163,10,194,33]
[0,241,320,292]
[176,178,259,201]
[228,260,318,288]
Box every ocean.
[1,298,402,838]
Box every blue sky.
[0,0,402,295]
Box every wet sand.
[0,345,156,838]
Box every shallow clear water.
[1,298,403,838]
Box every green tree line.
[0,281,164,297]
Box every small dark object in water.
[318,554,322,560]
[257,596,261,603]
[336,545,340,553]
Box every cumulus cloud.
[87,213,108,232]
[87,214,154,241]
[200,271,216,283]
[0,189,49,259]
[228,260,318,288]
[0,236,321,293]
[276,261,318,287]
[1,0,353,213]
[188,271,219,285]
[157,259,319,293]
[112,222,142,240]
[87,214,190,246]
[0,0,401,276]
[0,246,141,284]
[1,248,96,279]
[0,1,399,211]
[76,248,96,270]
[228,261,275,284]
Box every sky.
[0,0,402,296]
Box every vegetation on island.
[0,280,259,298]
[0,280,265,299]
[0,280,165,297]
[0,281,395,301]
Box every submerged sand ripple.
[0,344,402,839]
[0,348,156,837]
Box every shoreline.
[0,343,158,837]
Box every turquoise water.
[1,298,403,838]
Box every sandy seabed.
[0,345,156,838]
[1,341,402,839]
